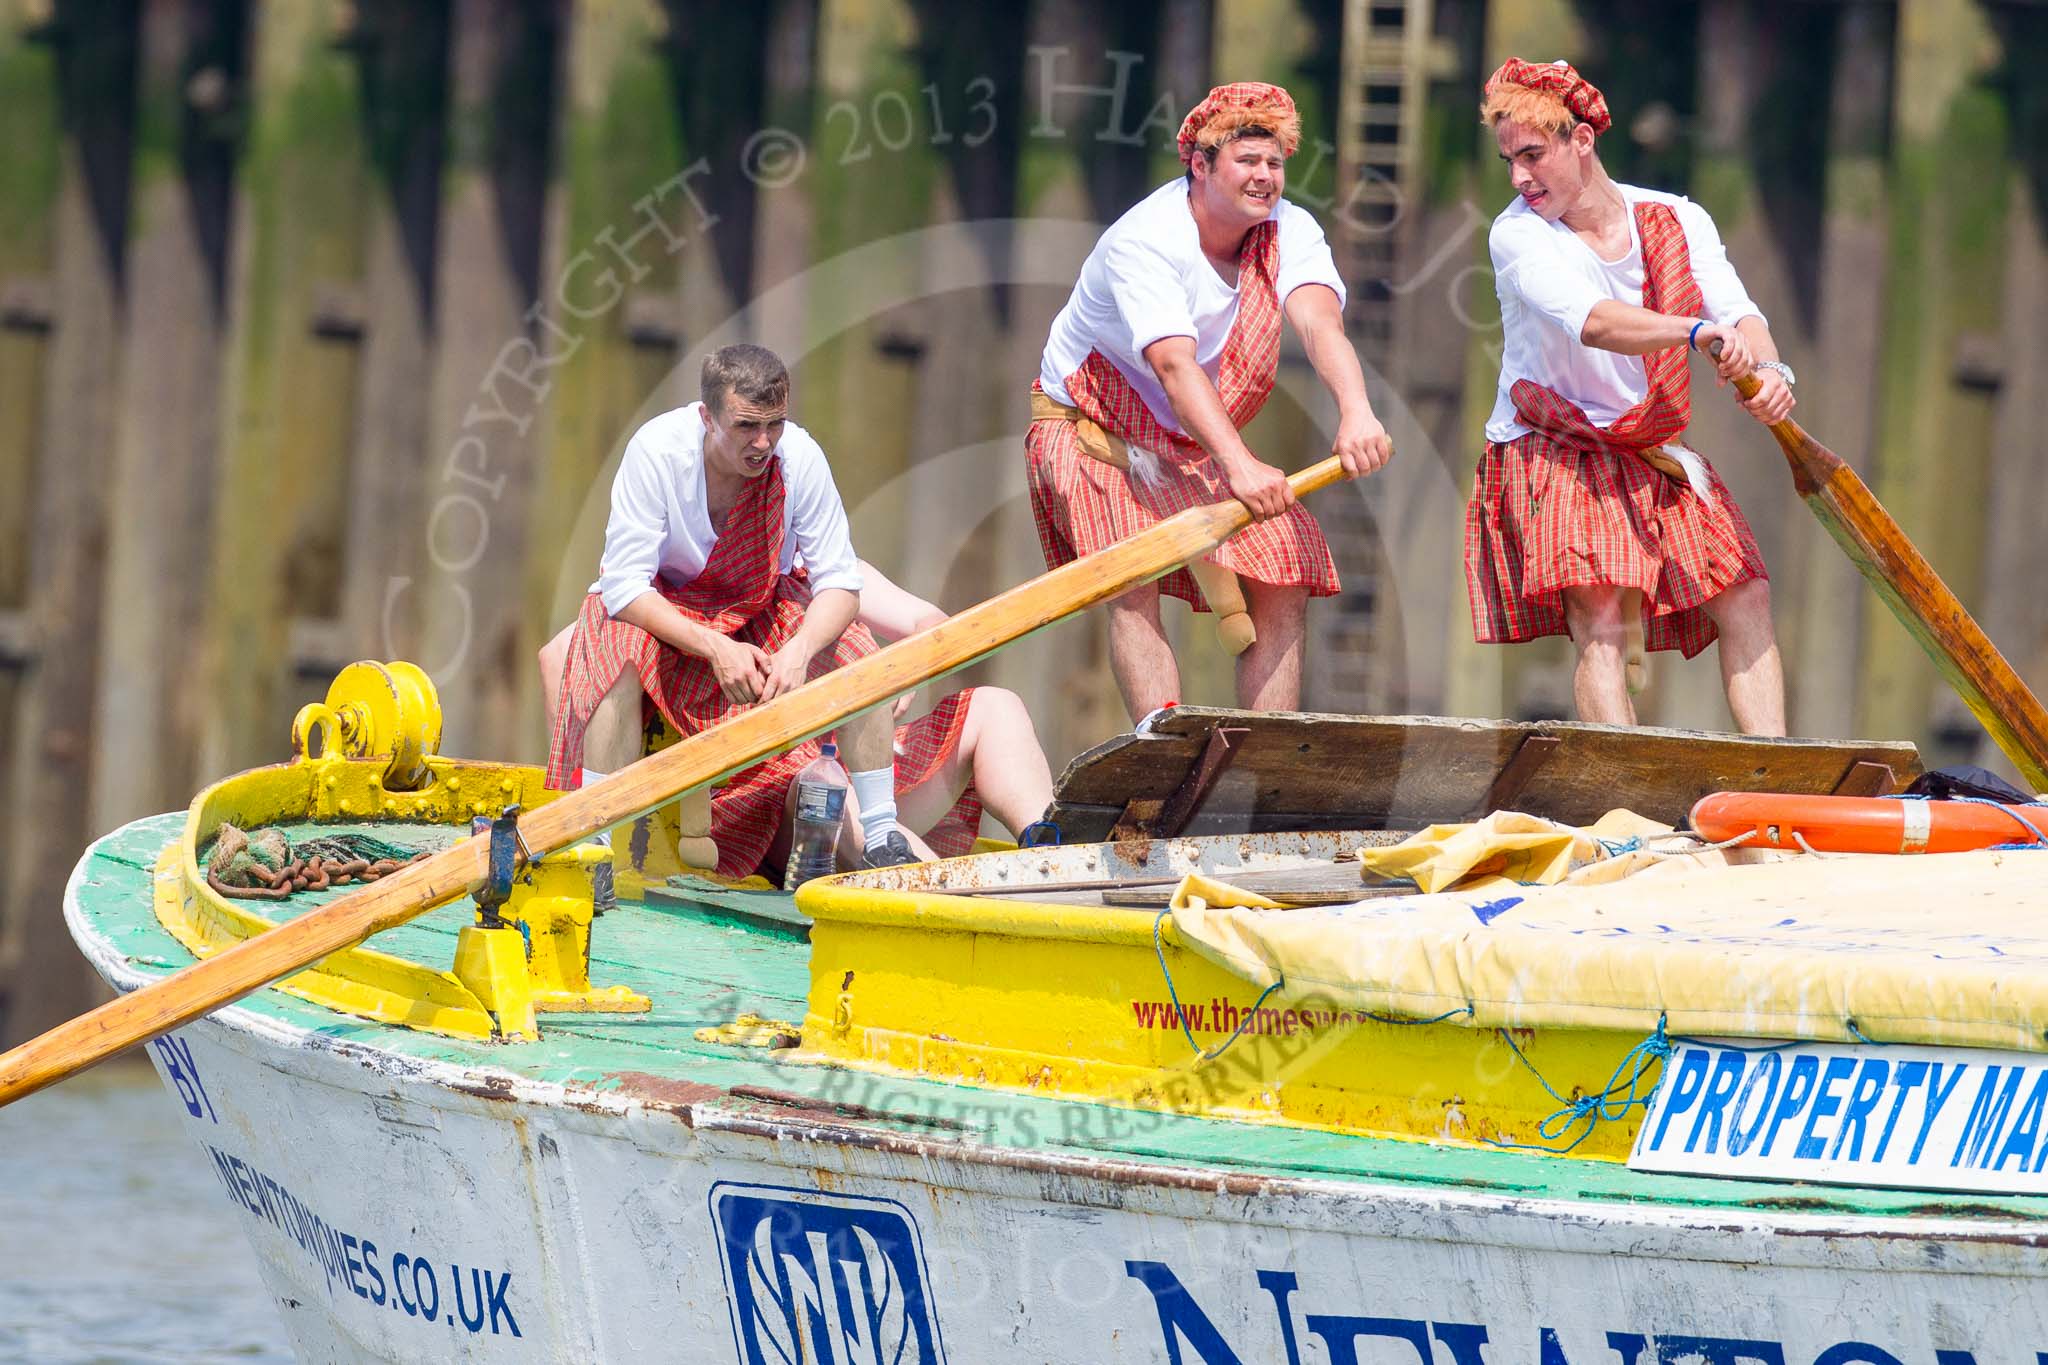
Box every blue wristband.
[1688,320,1706,352]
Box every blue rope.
[1485,1015,1674,1154]
[1019,819,1062,848]
[1674,1034,1797,1053]
[1148,913,1473,1061]
[1367,1006,1474,1027]
[1152,911,1281,1061]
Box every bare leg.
[1236,579,1306,711]
[835,704,896,773]
[582,670,647,774]
[1562,586,1636,725]
[537,624,573,735]
[898,688,1056,838]
[1704,579,1786,736]
[1108,586,1181,720]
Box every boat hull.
[63,813,2048,1364]
[110,1007,2048,1364]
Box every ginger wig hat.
[1481,58,1612,135]
[1177,82,1303,165]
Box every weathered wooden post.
[94,0,243,833]
[2,0,135,1041]
[1854,0,2012,756]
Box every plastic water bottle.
[783,740,848,886]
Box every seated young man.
[549,343,939,876]
[539,559,1058,876]
[542,344,1056,879]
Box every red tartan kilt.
[1463,436,1768,659]
[545,583,981,879]
[1025,417,1339,607]
[544,576,869,787]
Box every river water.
[0,1062,292,1362]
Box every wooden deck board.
[1048,709,1924,842]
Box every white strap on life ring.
[1898,799,1931,854]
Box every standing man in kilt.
[546,343,985,877]
[1467,59,1795,733]
[1028,82,1394,723]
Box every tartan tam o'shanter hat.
[1176,82,1303,165]
[1483,58,1612,134]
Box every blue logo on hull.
[710,1182,946,1365]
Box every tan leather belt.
[1029,390,1130,471]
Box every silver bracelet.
[1754,359,1796,386]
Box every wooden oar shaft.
[1720,352,2048,789]
[0,457,1351,1107]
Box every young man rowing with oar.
[1027,82,1394,723]
[1466,59,1795,733]
[545,344,1049,880]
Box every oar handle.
[1705,337,1838,488]
[1288,454,1351,500]
[0,455,1359,1107]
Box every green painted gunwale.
[74,812,2048,1223]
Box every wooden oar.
[1713,341,2048,789]
[0,457,1354,1107]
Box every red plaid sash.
[1464,201,1767,658]
[545,459,980,877]
[1028,216,1338,601]
[1063,219,1282,453]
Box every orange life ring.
[1690,791,2048,855]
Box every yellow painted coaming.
[795,884,1651,1158]
[162,753,574,1040]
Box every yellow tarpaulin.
[1357,809,1675,893]
[1165,843,2048,1053]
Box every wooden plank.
[0,611,28,666]
[1477,733,1560,816]
[2,0,135,1043]
[0,1,62,1043]
[200,0,371,777]
[1785,0,1890,741]
[1150,724,1247,837]
[1046,707,1924,841]
[338,4,447,672]
[528,0,687,679]
[91,0,242,835]
[418,0,556,758]
[1831,760,1899,798]
[1856,0,2011,752]
[795,0,936,594]
[1103,882,1415,910]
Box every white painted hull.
[59,819,2048,1365]
[103,1006,2046,1365]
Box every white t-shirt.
[1485,185,1765,443]
[591,403,863,618]
[1038,177,1347,434]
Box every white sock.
[849,767,898,848]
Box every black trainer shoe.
[860,831,924,869]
